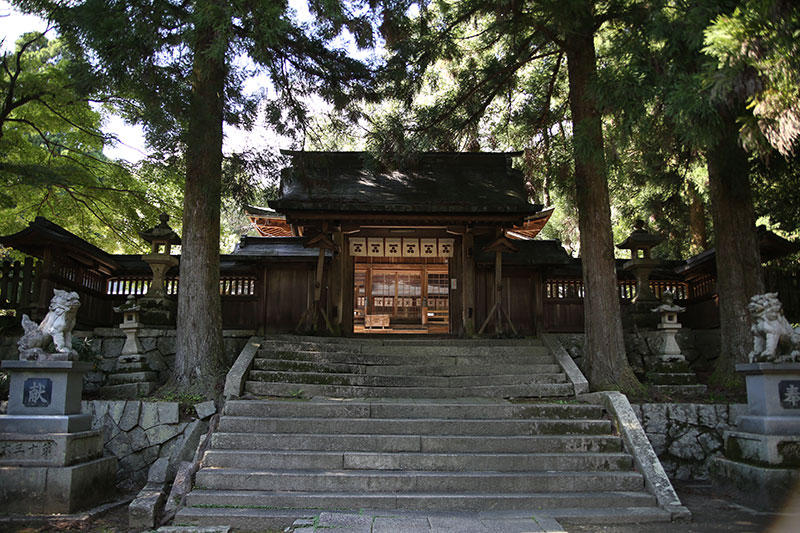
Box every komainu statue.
[748,292,800,363]
[18,289,81,361]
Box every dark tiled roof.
[231,236,331,260]
[0,217,119,270]
[270,151,541,215]
[475,238,573,266]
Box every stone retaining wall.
[632,402,746,481]
[556,329,721,375]
[80,400,208,490]
[1,329,253,394]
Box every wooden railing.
[0,258,39,313]
[543,277,691,332]
[544,278,689,303]
[106,275,255,296]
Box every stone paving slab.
[293,511,566,532]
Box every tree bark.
[707,112,764,385]
[686,180,708,254]
[565,25,641,393]
[174,2,226,395]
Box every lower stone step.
[182,489,657,512]
[210,432,624,453]
[194,468,645,493]
[173,507,308,532]
[244,381,574,398]
[651,384,708,395]
[247,370,568,387]
[201,449,634,471]
[222,399,606,420]
[215,416,612,436]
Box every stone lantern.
[616,219,663,304]
[644,290,706,395]
[104,295,158,398]
[137,213,180,324]
[651,291,686,363]
[140,212,180,300]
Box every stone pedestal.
[645,360,707,396]
[710,362,800,511]
[103,301,159,398]
[0,360,117,514]
[642,294,706,395]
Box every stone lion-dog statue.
[18,289,81,361]
[748,292,800,363]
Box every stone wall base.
[0,455,117,513]
[710,456,800,512]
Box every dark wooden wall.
[9,245,791,335]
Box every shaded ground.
[3,482,799,532]
[568,482,800,533]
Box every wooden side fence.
[4,244,797,333]
[0,258,39,314]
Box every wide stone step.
[194,468,645,493]
[252,358,563,376]
[216,416,612,436]
[222,399,606,420]
[202,449,634,471]
[257,341,550,357]
[210,432,624,453]
[257,350,557,367]
[247,370,568,387]
[253,358,367,374]
[183,489,657,512]
[243,381,574,399]
[360,345,552,357]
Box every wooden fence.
[542,278,691,332]
[4,247,797,333]
[0,258,39,314]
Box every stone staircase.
[243,337,573,399]
[176,337,675,530]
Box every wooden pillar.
[329,229,345,329]
[342,237,354,336]
[494,249,503,335]
[462,230,475,336]
[259,262,269,335]
[35,247,55,320]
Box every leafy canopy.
[0,32,179,252]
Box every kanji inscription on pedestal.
[23,378,52,407]
[0,439,55,461]
[779,380,800,409]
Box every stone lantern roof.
[616,220,663,252]
[139,213,181,247]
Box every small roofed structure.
[244,205,295,237]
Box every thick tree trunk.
[707,112,764,385]
[686,181,708,254]
[565,29,641,393]
[174,4,226,395]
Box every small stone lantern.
[651,290,686,363]
[116,295,144,356]
[139,212,181,300]
[616,220,663,303]
[105,295,158,397]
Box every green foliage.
[0,33,181,252]
[71,336,99,365]
[703,0,800,157]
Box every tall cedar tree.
[610,0,766,384]
[17,0,376,394]
[380,0,641,392]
